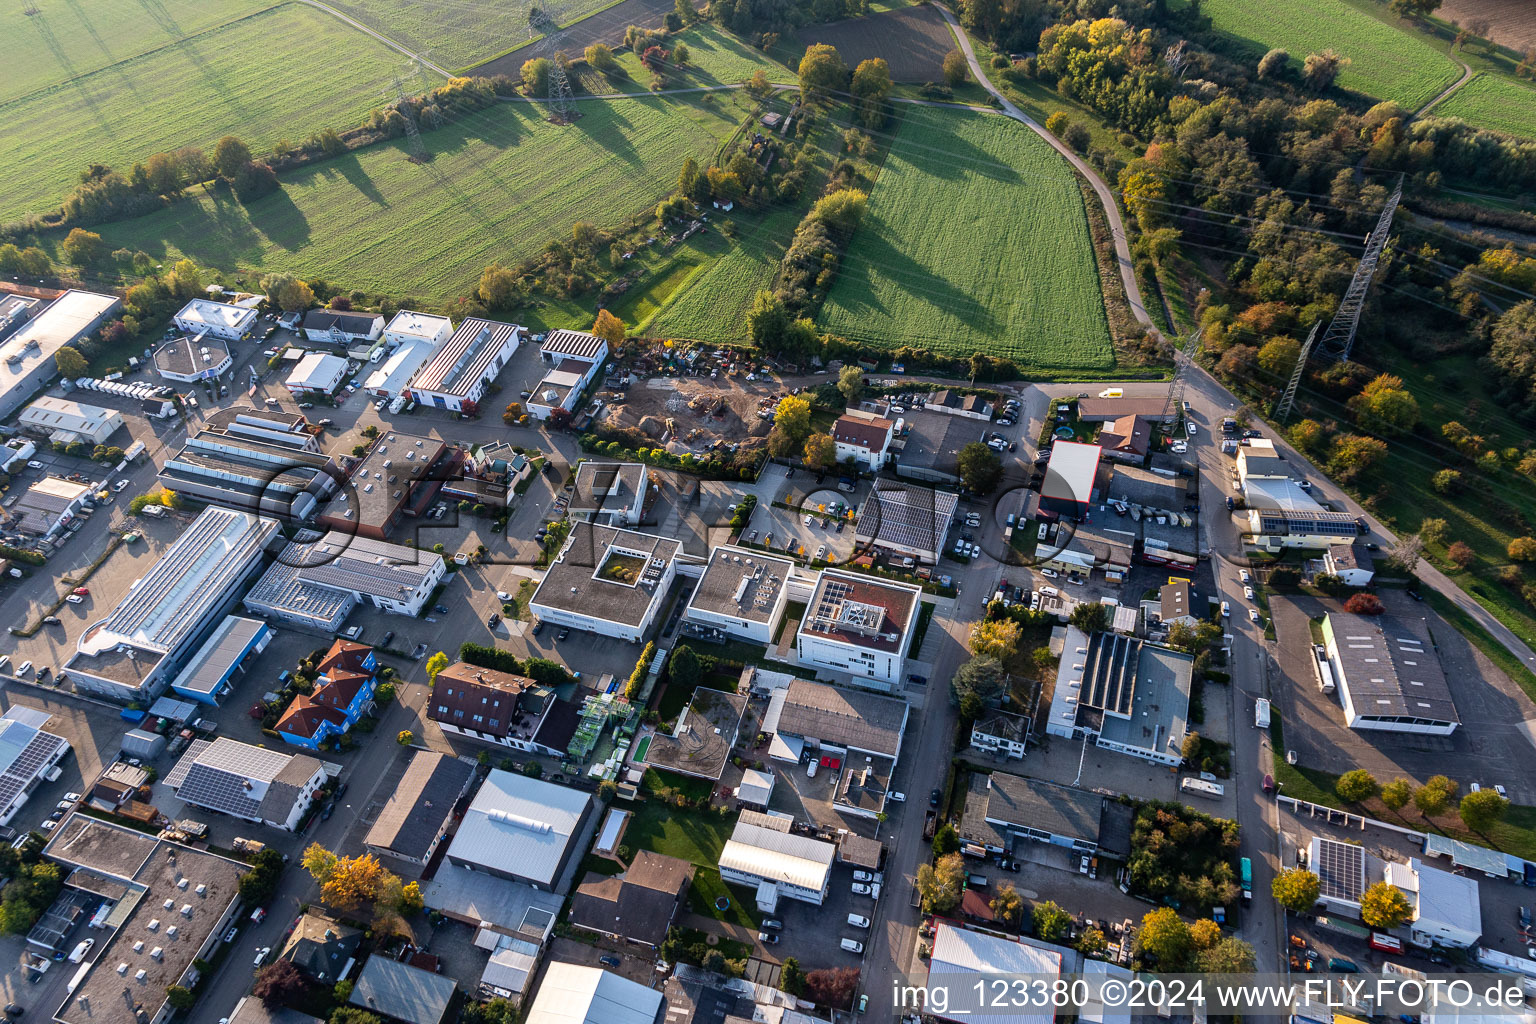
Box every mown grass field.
[2,0,269,104]
[646,205,803,342]
[0,3,407,222]
[1435,72,1536,139]
[324,0,623,71]
[818,107,1112,370]
[1186,0,1461,110]
[87,93,752,299]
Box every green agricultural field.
[1188,0,1460,110]
[647,206,802,342]
[1435,72,1536,140]
[88,93,751,299]
[0,3,409,222]
[1,0,271,105]
[572,23,793,95]
[818,107,1112,370]
[324,0,623,72]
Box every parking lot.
[764,861,884,968]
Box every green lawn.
[1182,0,1461,110]
[1,0,272,105]
[648,205,804,342]
[623,799,737,865]
[87,92,752,298]
[817,106,1113,370]
[686,868,762,929]
[1,2,408,221]
[1435,72,1536,140]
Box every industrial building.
[442,769,595,892]
[159,429,337,519]
[383,309,453,349]
[0,289,121,421]
[893,409,986,485]
[164,737,326,830]
[1040,441,1103,520]
[364,750,477,869]
[854,480,958,565]
[427,662,580,757]
[524,962,665,1024]
[1324,542,1375,586]
[794,569,921,690]
[406,316,522,412]
[528,330,607,421]
[641,687,748,781]
[925,923,1064,1024]
[568,462,648,526]
[922,389,993,420]
[364,340,436,398]
[1245,505,1361,550]
[315,431,448,539]
[166,615,272,705]
[0,706,71,827]
[45,818,250,1024]
[681,545,793,645]
[0,294,39,341]
[205,406,322,451]
[530,522,680,642]
[285,351,348,395]
[19,396,124,445]
[153,334,231,382]
[959,771,1133,861]
[66,507,281,703]
[1321,611,1459,735]
[244,533,447,632]
[764,679,908,819]
[1046,625,1193,766]
[303,309,384,346]
[833,410,894,470]
[718,811,835,909]
[173,297,258,340]
[6,475,94,540]
[1309,836,1482,948]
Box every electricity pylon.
[1314,176,1404,363]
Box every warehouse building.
[205,406,321,451]
[244,533,447,632]
[383,310,453,349]
[167,615,273,705]
[406,316,522,413]
[795,569,921,690]
[7,475,94,540]
[285,351,348,396]
[1040,441,1102,520]
[1245,505,1361,551]
[315,432,448,540]
[766,679,908,819]
[893,409,986,485]
[922,389,993,420]
[925,923,1063,1024]
[364,340,436,399]
[718,811,835,910]
[165,737,326,830]
[0,706,72,827]
[960,771,1133,860]
[1322,611,1459,735]
[153,334,232,382]
[854,480,958,565]
[174,297,258,340]
[0,289,121,421]
[19,396,124,445]
[0,294,39,341]
[681,546,793,645]
[525,962,665,1024]
[67,507,281,703]
[364,750,477,869]
[1046,625,1192,766]
[159,430,337,520]
[530,522,679,642]
[442,769,595,892]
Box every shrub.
[1343,593,1384,615]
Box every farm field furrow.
[0,2,407,222]
[1,0,271,105]
[1435,72,1536,140]
[791,6,955,83]
[817,106,1112,370]
[87,93,751,299]
[1190,0,1461,110]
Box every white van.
[142,505,167,518]
[1098,388,1123,399]
[16,661,32,677]
[840,938,865,954]
[69,938,94,963]
[847,914,870,929]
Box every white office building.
[174,298,258,340]
[383,310,453,349]
[407,317,522,413]
[530,523,679,642]
[682,546,793,645]
[795,569,921,690]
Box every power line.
[1315,177,1403,362]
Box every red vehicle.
[1262,774,1276,794]
[1368,933,1404,954]
[72,587,89,596]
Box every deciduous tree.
[425,651,448,684]
[1335,769,1378,803]
[1033,900,1072,941]
[1302,49,1349,91]
[61,228,103,266]
[803,432,836,471]
[253,961,310,1008]
[1272,868,1321,913]
[916,853,964,913]
[54,347,88,379]
[957,441,1002,493]
[1459,788,1510,832]
[990,883,1024,928]
[592,309,626,347]
[1257,48,1289,79]
[969,619,1021,660]
[1136,907,1192,969]
[798,44,847,103]
[1360,881,1412,928]
[1348,374,1419,434]
[836,364,864,405]
[213,136,252,179]
[1381,778,1412,813]
[942,48,969,85]
[850,58,892,128]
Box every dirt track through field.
[470,0,681,78]
[792,6,954,82]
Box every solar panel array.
[176,763,263,820]
[1314,838,1366,901]
[0,729,69,815]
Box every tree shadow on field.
[900,112,1021,185]
[837,218,998,336]
[569,100,641,167]
[243,185,313,253]
[322,154,389,209]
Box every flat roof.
[966,771,1111,848]
[1096,641,1191,757]
[1398,857,1481,936]
[385,309,452,340]
[410,317,520,395]
[855,481,958,557]
[350,956,456,1024]
[20,395,122,430]
[1042,441,1102,508]
[78,506,280,656]
[1326,612,1459,725]
[1,290,121,399]
[0,707,69,816]
[446,769,591,886]
[531,521,680,628]
[1243,476,1324,513]
[896,409,986,474]
[246,533,443,626]
[798,569,920,654]
[776,679,906,756]
[167,615,269,698]
[570,462,646,517]
[365,750,476,863]
[364,339,435,394]
[287,351,347,389]
[685,546,792,626]
[50,820,247,1024]
[175,298,256,330]
[154,334,232,377]
[421,865,563,941]
[642,688,748,780]
[927,923,1061,1024]
[526,961,665,1024]
[1106,463,1188,511]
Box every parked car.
[381,631,395,647]
[852,870,881,883]
[249,907,267,924]
[112,479,130,492]
[599,955,620,967]
[1244,586,1255,601]
[1249,608,1261,623]
[557,628,571,642]
[930,789,941,807]
[434,604,450,615]
[253,947,270,967]
[760,919,783,931]
[851,882,872,896]
[757,933,779,945]
[65,595,83,604]
[1186,423,1198,436]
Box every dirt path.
[1415,53,1474,117]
